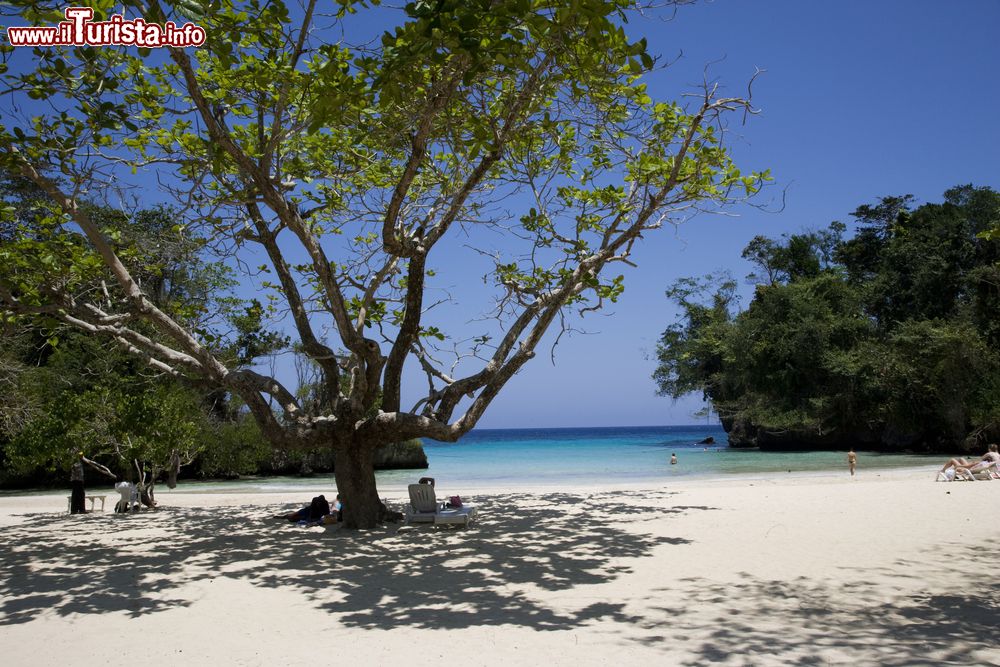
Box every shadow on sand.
[0,490,689,631]
[637,540,1000,666]
[2,490,997,664]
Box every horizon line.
[466,423,724,432]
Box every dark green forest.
[654,185,1000,453]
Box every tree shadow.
[636,540,1000,665]
[0,489,697,631]
[3,492,994,662]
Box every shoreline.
[0,462,941,500]
[1,468,998,664]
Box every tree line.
[655,185,1000,453]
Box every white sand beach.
[1,468,998,666]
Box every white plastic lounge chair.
[969,460,999,480]
[951,459,999,481]
[938,460,996,481]
[404,483,477,527]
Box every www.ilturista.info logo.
[6,7,206,48]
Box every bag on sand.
[936,468,956,482]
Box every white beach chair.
[969,461,999,480]
[114,481,139,512]
[404,483,477,527]
[937,460,997,482]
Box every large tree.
[0,0,766,527]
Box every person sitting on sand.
[320,494,343,525]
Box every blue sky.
[467,0,1000,427]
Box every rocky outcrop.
[754,426,881,451]
[719,415,984,454]
[721,416,757,448]
[254,439,429,476]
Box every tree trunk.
[333,438,382,529]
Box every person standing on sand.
[69,453,86,514]
[848,449,857,477]
[71,452,117,513]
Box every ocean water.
[158,425,943,494]
[396,425,941,486]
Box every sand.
[1,467,998,666]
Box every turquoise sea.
[161,425,942,494]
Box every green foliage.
[195,414,271,478]
[0,183,277,481]
[742,227,841,286]
[880,320,997,444]
[653,273,737,400]
[0,321,284,484]
[655,186,1000,451]
[228,299,291,365]
[4,341,210,477]
[0,0,768,327]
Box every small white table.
[67,495,107,513]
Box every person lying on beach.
[937,445,1000,480]
[939,460,995,481]
[964,457,1000,478]
[938,445,999,474]
[276,494,331,522]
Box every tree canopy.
[0,173,270,489]
[655,186,1000,452]
[1,0,767,526]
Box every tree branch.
[5,146,230,381]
